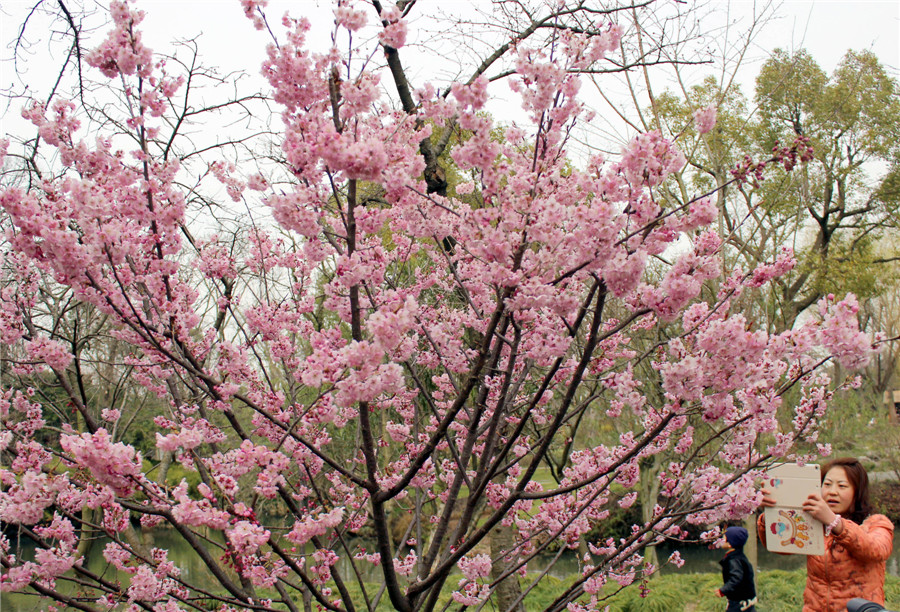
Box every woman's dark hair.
[821,457,873,524]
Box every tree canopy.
[656,47,900,333]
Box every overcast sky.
[743,0,898,72]
[131,1,900,85]
[1,0,898,148]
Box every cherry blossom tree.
[0,2,877,612]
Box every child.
[715,526,757,612]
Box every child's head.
[724,526,749,550]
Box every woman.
[758,457,894,612]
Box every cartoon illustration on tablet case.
[770,508,813,549]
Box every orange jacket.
[757,513,894,612]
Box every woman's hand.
[802,493,839,528]
[759,487,777,508]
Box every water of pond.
[3,529,900,610]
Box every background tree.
[0,2,876,612]
[755,48,900,329]
[655,48,900,335]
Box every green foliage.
[812,384,886,457]
[756,569,808,612]
[871,481,900,524]
[876,164,900,210]
[653,47,900,337]
[575,569,900,612]
[887,571,900,607]
[654,76,754,186]
[826,51,900,157]
[754,49,828,146]
[600,574,713,612]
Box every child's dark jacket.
[719,549,756,602]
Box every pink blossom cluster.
[127,565,171,602]
[732,137,811,187]
[155,426,205,452]
[170,480,231,529]
[773,135,815,171]
[240,0,268,30]
[228,520,271,555]
[24,337,72,371]
[618,130,687,187]
[286,507,344,546]
[393,550,418,577]
[310,548,339,585]
[377,4,407,49]
[817,294,874,370]
[1,515,78,592]
[457,553,492,581]
[2,470,65,527]
[85,0,152,78]
[748,247,796,287]
[60,429,144,496]
[335,3,367,32]
[693,105,717,134]
[451,582,491,606]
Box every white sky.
[747,0,899,73]
[1,0,898,151]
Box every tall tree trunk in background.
[639,455,662,569]
[491,523,525,612]
[76,507,96,560]
[744,514,758,572]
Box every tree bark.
[639,455,662,569]
[490,523,525,612]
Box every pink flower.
[458,554,491,581]
[378,5,407,48]
[24,337,72,371]
[60,429,143,496]
[385,422,410,442]
[618,130,686,187]
[247,173,269,191]
[101,408,121,422]
[0,471,63,525]
[693,105,717,134]
[34,515,76,546]
[103,542,133,570]
[335,6,367,31]
[127,565,167,601]
[85,1,153,78]
[456,181,475,195]
[451,76,490,112]
[228,521,270,555]
[452,583,490,606]
[603,250,646,297]
[155,427,204,452]
[816,294,873,370]
[318,133,388,181]
[1,563,37,592]
[240,0,269,30]
[286,507,344,546]
[748,247,796,287]
[393,550,417,577]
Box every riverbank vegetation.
[597,570,900,612]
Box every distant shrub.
[871,480,900,524]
